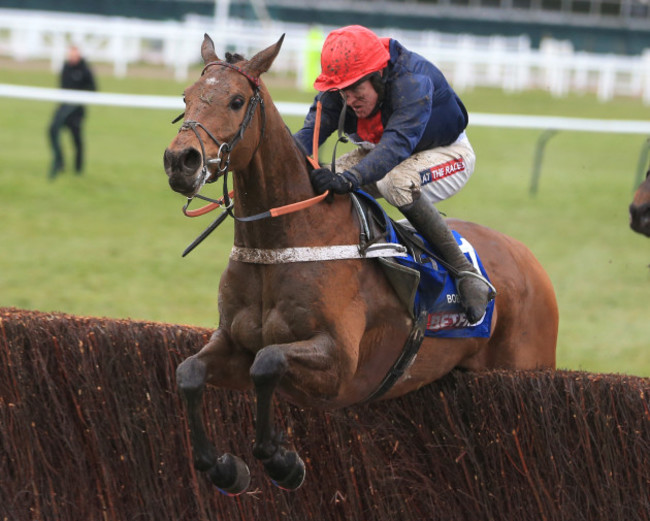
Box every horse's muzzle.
[629,202,650,237]
[164,147,204,196]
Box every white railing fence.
[1,8,650,104]
[1,83,648,193]
[5,83,650,136]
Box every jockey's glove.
[310,167,359,195]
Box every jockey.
[294,25,494,324]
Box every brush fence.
[1,307,648,521]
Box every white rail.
[2,82,648,194]
[3,84,650,135]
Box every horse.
[630,168,650,237]
[163,34,558,495]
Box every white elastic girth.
[230,243,408,264]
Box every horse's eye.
[230,97,245,110]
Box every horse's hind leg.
[176,329,253,495]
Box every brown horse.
[630,169,650,237]
[163,34,558,495]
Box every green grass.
[1,64,649,377]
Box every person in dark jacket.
[294,25,493,324]
[48,45,96,179]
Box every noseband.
[176,60,266,201]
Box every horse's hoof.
[266,450,306,491]
[208,453,251,496]
[193,449,218,473]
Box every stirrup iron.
[456,270,497,300]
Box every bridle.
[175,60,266,216]
[173,59,329,255]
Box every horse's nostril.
[183,148,202,172]
[164,147,202,177]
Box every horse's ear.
[201,33,219,64]
[244,34,285,78]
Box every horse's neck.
[233,107,310,216]
[232,103,358,249]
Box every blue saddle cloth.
[356,191,494,339]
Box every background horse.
[630,169,650,237]
[163,34,558,495]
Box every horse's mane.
[225,52,245,64]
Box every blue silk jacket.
[294,39,469,185]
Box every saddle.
[352,190,495,339]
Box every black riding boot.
[399,197,495,324]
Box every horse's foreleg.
[250,336,341,491]
[249,344,306,490]
[176,329,253,495]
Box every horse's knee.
[176,355,207,394]
[250,345,288,389]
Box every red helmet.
[314,25,390,91]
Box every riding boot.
[399,197,495,324]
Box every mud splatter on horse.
[163,34,558,494]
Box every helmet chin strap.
[365,102,382,120]
[370,68,387,101]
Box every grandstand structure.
[2,0,650,54]
[267,0,650,55]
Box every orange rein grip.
[311,100,322,166]
[270,102,327,218]
[183,202,221,217]
[306,156,320,169]
[269,191,330,218]
[183,191,235,217]
[273,100,326,217]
